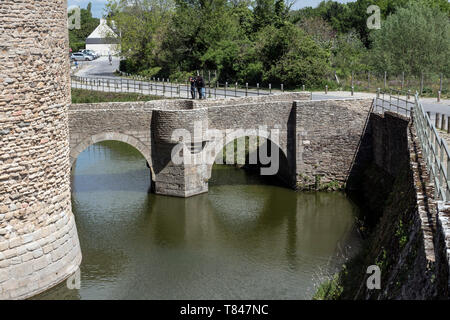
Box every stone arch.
[205,131,293,187]
[70,132,155,180]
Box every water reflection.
[34,141,361,300]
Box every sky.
[68,0,354,18]
[68,0,108,18]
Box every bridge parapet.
[193,92,311,108]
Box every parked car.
[70,52,93,61]
[81,49,99,59]
[82,52,97,60]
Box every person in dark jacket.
[196,76,205,99]
[189,76,196,99]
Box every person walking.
[196,75,205,99]
[108,53,113,65]
[189,76,196,99]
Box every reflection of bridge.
[69,93,374,197]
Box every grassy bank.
[71,88,169,104]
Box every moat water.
[35,141,362,300]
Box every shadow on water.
[34,141,362,300]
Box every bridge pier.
[151,109,210,197]
[151,143,210,197]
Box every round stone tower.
[0,0,82,299]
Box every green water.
[35,141,362,300]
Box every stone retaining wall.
[295,99,373,188]
[346,112,449,299]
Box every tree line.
[69,3,100,53]
[74,0,450,89]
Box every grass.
[313,274,343,300]
[71,88,169,104]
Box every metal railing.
[71,75,275,99]
[413,93,450,202]
[373,88,415,117]
[375,88,450,202]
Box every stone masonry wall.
[295,98,373,188]
[334,112,449,299]
[194,92,311,108]
[68,107,153,165]
[69,96,371,196]
[0,0,82,299]
[68,94,312,195]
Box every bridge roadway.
[72,57,450,118]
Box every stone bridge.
[69,93,374,197]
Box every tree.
[68,2,100,52]
[332,31,369,77]
[253,0,291,31]
[316,0,352,34]
[298,16,336,49]
[231,0,254,36]
[255,24,331,87]
[370,1,450,76]
[106,0,174,76]
[253,0,276,31]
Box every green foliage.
[253,0,288,31]
[297,16,336,49]
[106,0,173,75]
[370,1,450,76]
[68,3,99,52]
[71,88,167,103]
[291,0,449,48]
[313,273,343,300]
[395,219,408,249]
[291,0,449,78]
[169,70,197,83]
[106,0,449,88]
[376,248,388,272]
[332,31,369,77]
[256,24,330,86]
[107,0,330,86]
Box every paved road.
[72,57,450,116]
[72,57,280,98]
[74,56,120,78]
[313,91,450,119]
